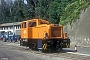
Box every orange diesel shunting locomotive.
[20,19,70,51]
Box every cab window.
[22,22,26,28]
[28,22,36,27]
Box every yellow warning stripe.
[42,44,47,50]
[66,43,70,48]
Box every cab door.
[21,22,28,39]
[28,21,36,38]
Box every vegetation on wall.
[0,0,90,25]
[60,0,90,25]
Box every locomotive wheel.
[56,48,63,52]
[29,44,33,50]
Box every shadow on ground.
[24,48,76,53]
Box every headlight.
[46,36,48,39]
[43,31,49,39]
[45,33,48,39]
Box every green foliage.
[0,0,90,25]
[60,0,90,25]
[48,0,71,24]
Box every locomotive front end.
[42,24,70,51]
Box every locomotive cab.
[20,19,70,52]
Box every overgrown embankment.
[64,5,90,46]
[60,0,90,25]
[59,0,90,46]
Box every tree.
[12,0,25,22]
[0,0,5,23]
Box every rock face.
[63,5,90,46]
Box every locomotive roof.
[21,19,49,24]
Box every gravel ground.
[0,41,90,60]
